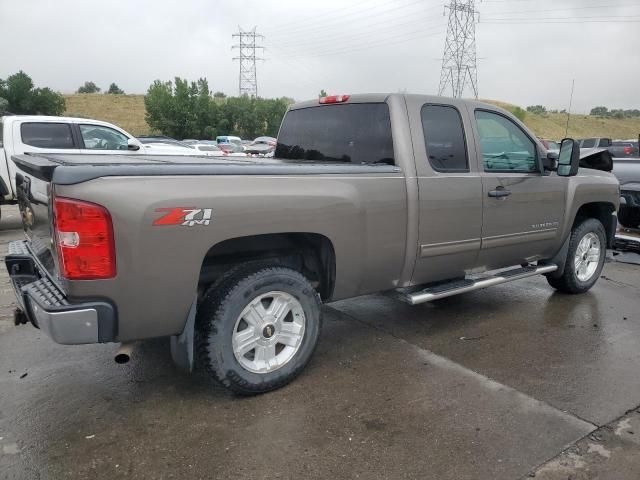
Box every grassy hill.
[64,94,149,135]
[486,100,640,141]
[63,94,640,141]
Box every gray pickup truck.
[6,94,620,394]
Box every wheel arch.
[572,201,617,248]
[197,232,336,302]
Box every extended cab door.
[409,101,483,285]
[469,108,567,269]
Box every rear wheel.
[618,206,640,229]
[546,218,606,294]
[196,264,322,395]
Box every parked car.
[136,136,193,149]
[217,142,245,154]
[579,138,612,149]
[0,115,188,219]
[608,141,637,158]
[6,94,619,395]
[192,142,247,157]
[245,136,277,155]
[622,140,639,156]
[613,159,640,228]
[216,135,243,146]
[538,138,560,153]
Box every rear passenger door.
[470,109,566,269]
[410,102,483,285]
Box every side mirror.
[557,138,580,177]
[542,151,558,173]
[127,138,141,151]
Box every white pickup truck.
[0,115,198,218]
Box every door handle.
[488,188,512,198]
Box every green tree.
[106,83,124,94]
[145,77,290,140]
[30,87,66,115]
[511,106,526,121]
[0,97,8,114]
[590,106,608,117]
[526,105,547,115]
[145,77,215,139]
[213,91,226,98]
[0,71,65,115]
[77,81,101,94]
[319,89,328,98]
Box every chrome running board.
[399,265,558,306]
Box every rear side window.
[275,103,394,165]
[21,123,74,149]
[581,138,596,148]
[421,105,468,172]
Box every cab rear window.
[21,122,74,149]
[275,103,394,165]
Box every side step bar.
[399,265,558,306]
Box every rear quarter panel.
[57,173,407,341]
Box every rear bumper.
[6,240,117,345]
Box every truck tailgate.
[14,157,58,277]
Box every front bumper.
[5,240,117,345]
[621,190,640,208]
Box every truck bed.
[12,153,400,185]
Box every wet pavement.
[1,204,639,479]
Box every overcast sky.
[1,0,639,112]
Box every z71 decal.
[153,207,213,227]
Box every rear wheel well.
[198,233,336,301]
[573,202,616,247]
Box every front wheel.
[546,218,606,294]
[196,264,322,395]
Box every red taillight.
[53,197,116,280]
[319,94,350,104]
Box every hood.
[579,147,613,172]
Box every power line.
[484,13,640,20]
[267,0,436,39]
[484,3,640,15]
[438,0,479,99]
[270,12,445,52]
[232,26,264,97]
[482,18,640,23]
[282,26,447,60]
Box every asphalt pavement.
[1,205,639,480]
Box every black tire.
[546,218,606,294]
[618,206,640,229]
[196,264,322,395]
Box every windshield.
[275,103,394,165]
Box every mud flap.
[540,234,571,279]
[170,298,197,372]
